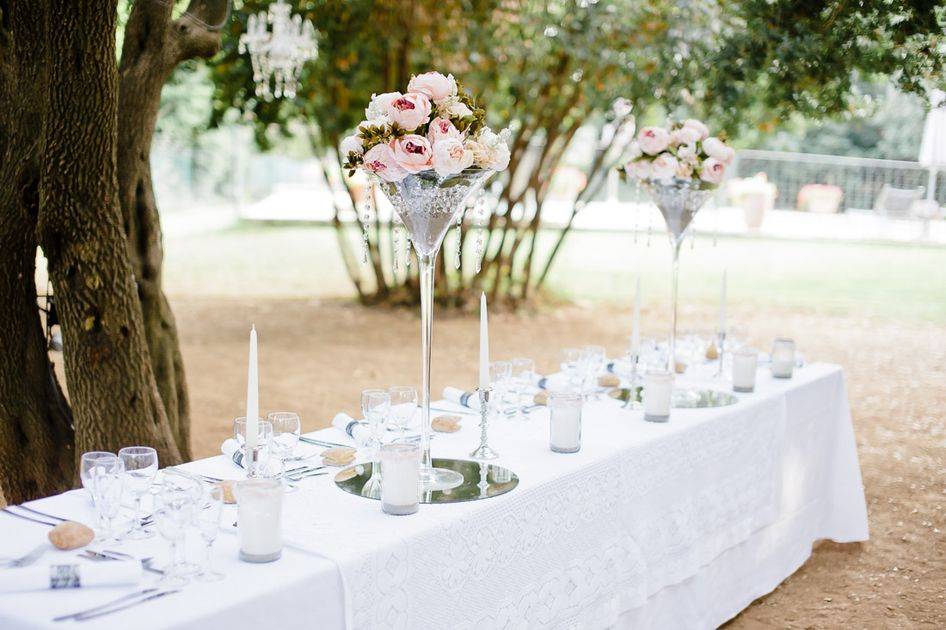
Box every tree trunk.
[115,0,229,460]
[37,0,182,462]
[0,1,76,504]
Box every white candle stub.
[732,349,758,392]
[235,479,283,563]
[771,338,795,379]
[548,392,582,453]
[381,443,420,515]
[644,371,674,422]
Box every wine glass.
[154,482,196,588]
[267,411,301,462]
[233,417,274,477]
[80,451,116,502]
[510,358,535,419]
[88,456,125,542]
[118,446,158,540]
[560,348,581,389]
[160,470,202,577]
[489,360,512,416]
[195,486,224,582]
[361,389,391,446]
[580,345,606,399]
[388,387,417,432]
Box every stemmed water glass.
[88,455,125,542]
[580,345,607,399]
[361,389,391,499]
[510,358,535,419]
[80,452,116,501]
[154,481,196,588]
[195,486,224,582]
[560,349,581,390]
[118,446,158,540]
[489,360,512,416]
[388,387,417,432]
[267,410,302,470]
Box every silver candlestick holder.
[470,386,498,460]
[714,330,726,378]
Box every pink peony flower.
[362,143,408,182]
[670,126,701,146]
[391,134,433,173]
[432,138,474,177]
[427,117,462,144]
[683,118,710,140]
[699,157,726,185]
[407,71,457,102]
[385,93,432,131]
[650,153,679,181]
[365,92,401,122]
[624,159,651,180]
[702,137,735,164]
[637,126,670,155]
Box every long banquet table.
[0,362,868,629]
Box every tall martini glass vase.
[639,179,714,372]
[376,168,494,490]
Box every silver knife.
[53,588,158,622]
[74,589,180,622]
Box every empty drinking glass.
[195,486,224,582]
[233,417,274,477]
[510,358,536,419]
[388,387,417,432]
[80,451,116,501]
[118,446,158,540]
[267,412,301,462]
[560,348,581,388]
[88,456,124,542]
[580,345,607,398]
[154,482,196,588]
[489,361,512,415]
[361,389,391,446]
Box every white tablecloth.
[0,362,867,629]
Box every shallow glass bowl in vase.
[375,167,494,490]
[639,177,714,372]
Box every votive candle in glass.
[770,338,796,379]
[380,443,420,515]
[234,478,283,563]
[732,348,759,393]
[548,391,582,453]
[644,371,674,422]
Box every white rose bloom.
[468,128,510,171]
[432,138,474,177]
[650,153,679,181]
[339,134,364,158]
[626,141,643,160]
[365,92,401,122]
[439,97,473,120]
[682,118,710,140]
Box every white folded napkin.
[331,413,371,446]
[441,387,481,410]
[221,438,245,467]
[0,560,141,593]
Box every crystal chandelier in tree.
[239,0,317,100]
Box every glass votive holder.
[732,348,759,393]
[770,338,796,379]
[380,443,420,515]
[233,417,273,478]
[644,371,674,422]
[548,391,583,453]
[234,478,283,563]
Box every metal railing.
[732,149,945,212]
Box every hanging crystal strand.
[361,183,374,264]
[713,198,719,247]
[474,191,487,273]
[454,209,463,269]
[392,220,401,274]
[633,181,640,244]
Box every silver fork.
[53,588,158,622]
[81,550,163,575]
[2,544,48,569]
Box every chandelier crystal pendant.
[239,0,317,100]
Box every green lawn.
[164,223,946,324]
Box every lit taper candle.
[479,292,489,390]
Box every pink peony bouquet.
[622,119,734,187]
[340,71,510,182]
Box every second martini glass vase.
[640,179,714,372]
[377,169,493,491]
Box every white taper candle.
[246,325,259,465]
[479,292,489,390]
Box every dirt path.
[173,296,946,628]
